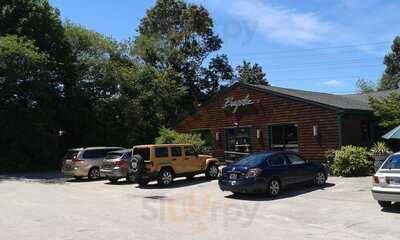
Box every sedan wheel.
[267,179,281,197]
[315,172,326,186]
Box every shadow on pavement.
[0,171,68,184]
[381,203,400,214]
[137,176,215,189]
[224,182,336,201]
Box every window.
[133,147,150,160]
[269,154,287,166]
[269,124,298,151]
[63,150,79,159]
[232,153,267,168]
[122,152,132,160]
[155,147,169,158]
[83,149,108,159]
[171,147,182,157]
[381,155,400,169]
[287,154,305,165]
[225,127,252,153]
[184,146,196,156]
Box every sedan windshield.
[232,153,268,167]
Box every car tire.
[128,154,144,178]
[378,200,392,208]
[126,173,136,183]
[267,178,281,197]
[205,164,219,179]
[158,168,174,187]
[88,168,100,181]
[109,178,119,183]
[314,171,326,186]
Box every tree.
[134,0,223,104]
[0,35,60,171]
[236,60,268,85]
[356,78,376,93]
[369,93,400,129]
[379,36,400,90]
[200,54,233,96]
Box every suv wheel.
[267,179,281,197]
[314,171,326,186]
[158,168,174,187]
[205,164,219,179]
[378,201,392,208]
[126,173,136,183]
[88,168,100,180]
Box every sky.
[49,0,400,94]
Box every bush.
[155,128,206,153]
[331,145,374,177]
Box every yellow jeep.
[128,144,219,187]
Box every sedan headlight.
[246,168,262,178]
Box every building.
[175,83,399,162]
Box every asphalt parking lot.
[0,173,399,240]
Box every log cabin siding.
[175,85,339,161]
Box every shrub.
[155,128,206,153]
[331,145,374,177]
[370,141,392,156]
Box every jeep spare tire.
[129,154,144,178]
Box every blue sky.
[49,0,400,94]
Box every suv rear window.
[155,147,169,158]
[105,152,124,159]
[63,150,79,159]
[381,155,400,169]
[83,149,108,159]
[133,148,150,160]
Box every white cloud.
[223,0,337,46]
[321,80,344,87]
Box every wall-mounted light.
[215,131,220,141]
[256,129,261,139]
[313,125,319,137]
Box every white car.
[372,152,400,208]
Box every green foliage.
[134,0,225,103]
[369,92,400,129]
[236,60,268,85]
[155,128,205,153]
[331,146,374,177]
[356,78,376,93]
[379,36,400,90]
[370,141,392,155]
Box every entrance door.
[269,124,299,152]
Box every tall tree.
[200,54,233,97]
[236,60,269,85]
[134,0,223,104]
[369,93,400,129]
[379,36,400,90]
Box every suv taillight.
[115,160,125,167]
[373,176,379,184]
[72,158,84,163]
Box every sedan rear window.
[232,154,268,167]
[381,155,400,169]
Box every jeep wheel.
[128,154,144,177]
[205,164,219,179]
[158,169,174,187]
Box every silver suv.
[62,147,124,180]
[372,152,400,208]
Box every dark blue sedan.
[218,151,327,196]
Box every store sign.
[223,95,254,113]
